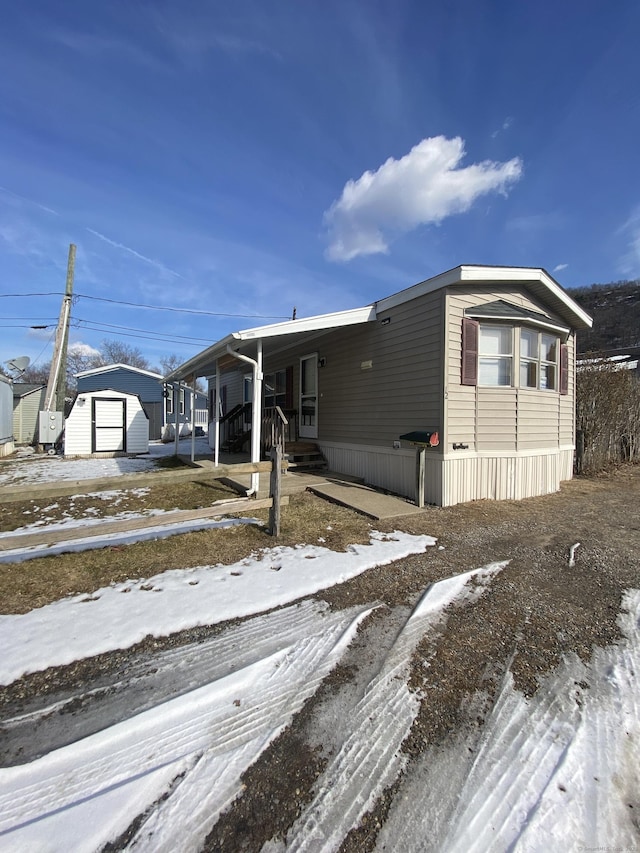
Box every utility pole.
[44,244,76,413]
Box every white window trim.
[478,323,560,391]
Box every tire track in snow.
[0,606,373,852]
[1,599,354,765]
[279,562,507,852]
[380,589,640,853]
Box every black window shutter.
[461,318,479,386]
[560,343,569,395]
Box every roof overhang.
[164,305,377,382]
[377,265,593,330]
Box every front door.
[299,354,318,439]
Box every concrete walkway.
[306,480,427,520]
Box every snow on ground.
[375,589,640,853]
[0,438,210,486]
[0,561,495,853]
[0,531,436,685]
[1,447,639,851]
[0,514,262,564]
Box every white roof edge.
[377,265,593,328]
[164,307,376,382]
[235,305,377,340]
[75,363,164,380]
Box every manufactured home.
[12,383,46,445]
[65,389,149,457]
[0,374,13,458]
[165,265,593,506]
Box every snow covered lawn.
[0,448,638,851]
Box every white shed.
[65,390,149,457]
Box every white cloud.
[324,136,523,262]
[553,263,569,272]
[68,341,101,358]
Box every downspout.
[214,362,221,467]
[226,341,263,496]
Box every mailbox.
[399,430,439,447]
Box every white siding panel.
[320,441,442,505]
[65,390,148,457]
[441,450,566,506]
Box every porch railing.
[262,407,297,457]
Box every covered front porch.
[163,305,376,496]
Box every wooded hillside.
[570,279,640,353]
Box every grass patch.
[0,492,374,614]
[0,479,240,533]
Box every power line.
[73,317,214,344]
[0,291,291,320]
[75,293,289,320]
[69,320,209,348]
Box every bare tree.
[96,341,150,370]
[576,360,640,471]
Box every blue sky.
[1,0,639,373]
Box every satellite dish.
[5,356,30,377]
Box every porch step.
[285,442,327,472]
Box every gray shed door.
[92,398,126,452]
[143,401,163,440]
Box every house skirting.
[319,441,575,507]
[0,438,14,458]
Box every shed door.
[92,398,126,452]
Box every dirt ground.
[1,466,640,851]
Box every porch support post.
[190,375,196,463]
[173,383,179,456]
[250,340,263,495]
[225,342,263,496]
[214,361,220,467]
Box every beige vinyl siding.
[264,289,444,448]
[517,390,560,450]
[476,389,517,451]
[445,285,575,454]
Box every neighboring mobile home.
[65,389,149,457]
[0,374,13,458]
[166,266,593,506]
[12,383,46,445]
[76,363,206,439]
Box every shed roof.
[75,363,163,380]
[12,383,46,399]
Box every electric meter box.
[39,411,64,445]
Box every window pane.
[541,334,557,362]
[541,364,556,390]
[479,357,512,386]
[520,359,537,388]
[480,326,512,355]
[520,329,538,360]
